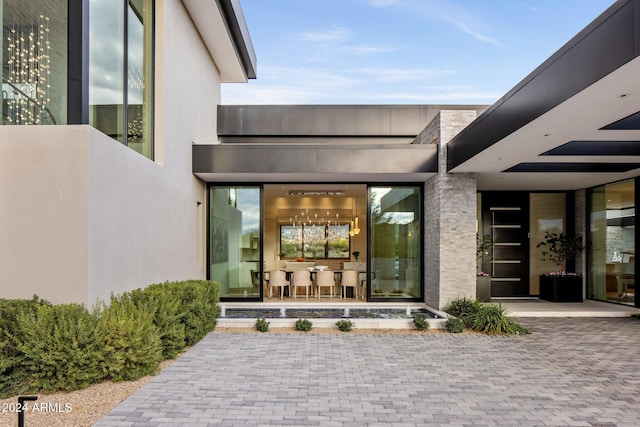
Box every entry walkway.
[498,298,640,317]
[96,317,640,426]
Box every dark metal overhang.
[192,143,437,182]
[447,0,640,190]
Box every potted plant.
[536,231,585,302]
[476,234,493,302]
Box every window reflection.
[588,180,635,305]
[2,0,68,125]
[370,186,422,300]
[210,186,261,300]
[89,0,153,158]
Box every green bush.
[0,296,50,397]
[468,303,511,335]
[152,280,220,346]
[505,318,531,335]
[295,318,313,332]
[336,319,354,332]
[446,298,530,335]
[413,315,430,330]
[469,303,530,335]
[95,296,162,382]
[255,318,270,332]
[445,297,482,327]
[129,280,220,356]
[0,280,220,398]
[16,304,103,393]
[129,286,186,359]
[445,317,464,333]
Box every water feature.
[221,306,442,319]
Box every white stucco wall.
[86,0,222,304]
[0,126,90,304]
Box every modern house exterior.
[2,0,639,310]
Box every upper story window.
[1,0,68,125]
[89,0,154,159]
[2,0,154,160]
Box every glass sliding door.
[209,186,261,300]
[588,179,635,305]
[370,186,422,301]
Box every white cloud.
[299,26,351,43]
[400,0,504,47]
[343,44,397,54]
[368,0,401,7]
[358,68,453,82]
[221,63,503,105]
[448,19,503,47]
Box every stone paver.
[96,318,640,426]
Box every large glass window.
[89,0,153,158]
[370,186,422,300]
[588,180,635,305]
[209,186,261,300]
[2,0,67,125]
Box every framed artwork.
[211,216,229,263]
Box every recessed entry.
[504,163,640,173]
[601,111,640,130]
[541,141,640,156]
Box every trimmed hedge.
[0,296,50,397]
[16,304,103,393]
[0,280,219,398]
[95,296,162,382]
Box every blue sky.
[221,0,616,105]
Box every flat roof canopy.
[192,144,437,182]
[447,0,640,190]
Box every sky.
[221,0,617,105]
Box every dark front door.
[482,192,530,297]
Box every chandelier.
[4,15,52,125]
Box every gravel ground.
[0,359,174,427]
[0,327,454,426]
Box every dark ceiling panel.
[504,163,640,173]
[541,140,640,156]
[601,111,640,130]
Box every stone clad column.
[421,111,478,310]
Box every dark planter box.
[476,276,491,302]
[539,275,583,302]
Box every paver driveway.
[96,318,640,426]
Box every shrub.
[505,318,531,335]
[129,280,220,356]
[129,287,186,359]
[468,303,530,335]
[295,318,313,332]
[0,280,220,398]
[0,296,50,397]
[15,304,103,393]
[413,315,430,330]
[95,296,162,382]
[445,317,464,333]
[445,297,481,327]
[255,318,270,332]
[336,319,354,332]
[446,298,530,335]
